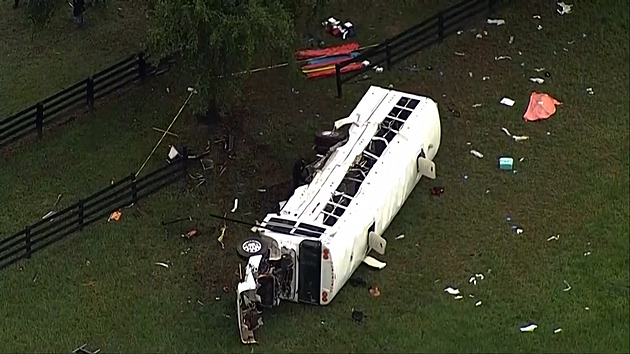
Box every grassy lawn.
[1,0,628,352]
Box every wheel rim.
[242,240,262,254]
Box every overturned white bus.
[235,85,441,344]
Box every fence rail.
[0,150,190,271]
[335,0,511,97]
[0,52,170,149]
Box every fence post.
[86,77,95,111]
[385,45,392,70]
[438,13,445,42]
[25,226,32,259]
[335,64,342,98]
[131,173,138,205]
[138,53,147,83]
[78,199,84,231]
[35,102,44,139]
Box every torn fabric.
[523,92,562,122]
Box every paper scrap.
[444,287,460,295]
[512,135,529,142]
[508,35,514,44]
[231,198,238,213]
[475,301,482,307]
[563,280,572,292]
[454,295,463,300]
[454,51,466,56]
[155,262,169,268]
[534,67,546,72]
[487,18,505,25]
[554,328,563,334]
[495,55,512,61]
[482,76,490,81]
[533,14,541,19]
[520,323,538,332]
[537,24,543,30]
[395,234,405,240]
[500,97,515,106]
[470,150,484,159]
[529,77,545,84]
[547,234,560,241]
[501,127,512,136]
[557,1,573,15]
[586,87,594,95]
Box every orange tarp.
[524,92,562,122]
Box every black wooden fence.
[335,0,511,97]
[0,52,171,149]
[0,150,190,271]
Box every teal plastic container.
[499,157,514,170]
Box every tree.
[147,0,326,115]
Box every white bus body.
[236,86,441,344]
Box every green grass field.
[1,0,628,352]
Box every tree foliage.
[147,0,326,114]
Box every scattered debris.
[395,234,405,240]
[472,103,482,108]
[585,306,590,311]
[231,198,239,213]
[500,97,515,106]
[181,228,199,240]
[42,210,56,219]
[430,186,445,196]
[197,300,204,306]
[482,76,490,81]
[351,308,365,322]
[547,234,560,241]
[534,67,546,72]
[368,286,381,297]
[468,71,473,78]
[475,33,483,39]
[494,55,512,61]
[586,87,594,95]
[501,127,530,142]
[155,262,169,268]
[554,328,563,334]
[475,301,482,307]
[108,210,122,222]
[457,30,463,35]
[524,92,562,122]
[487,18,505,26]
[454,51,466,56]
[223,285,230,293]
[537,24,543,30]
[557,1,573,15]
[583,251,591,256]
[508,35,514,44]
[217,225,227,249]
[454,295,464,300]
[257,188,267,193]
[533,14,541,19]
[563,280,572,292]
[444,287,460,295]
[520,323,538,332]
[506,216,524,234]
[545,71,551,77]
[529,77,545,84]
[363,256,386,269]
[470,149,484,159]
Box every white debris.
[547,234,560,241]
[468,72,473,78]
[168,146,181,160]
[42,210,56,219]
[513,135,529,142]
[469,276,477,285]
[476,33,483,39]
[470,150,484,159]
[585,306,590,311]
[475,301,483,307]
[529,77,545,84]
[469,294,475,298]
[475,273,484,280]
[519,157,525,162]
[500,97,515,106]
[557,1,573,15]
[457,30,463,35]
[494,55,512,60]
[537,24,543,30]
[444,287,460,295]
[231,198,239,213]
[454,295,464,300]
[520,323,538,332]
[586,87,594,95]
[533,14,541,19]
[487,18,505,25]
[155,262,169,268]
[534,67,546,72]
[374,66,384,73]
[501,127,512,136]
[584,251,591,256]
[482,76,490,81]
[454,51,466,56]
[554,328,563,334]
[472,103,482,108]
[563,280,572,292]
[363,256,387,269]
[516,228,524,235]
[508,35,514,44]
[395,234,405,240]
